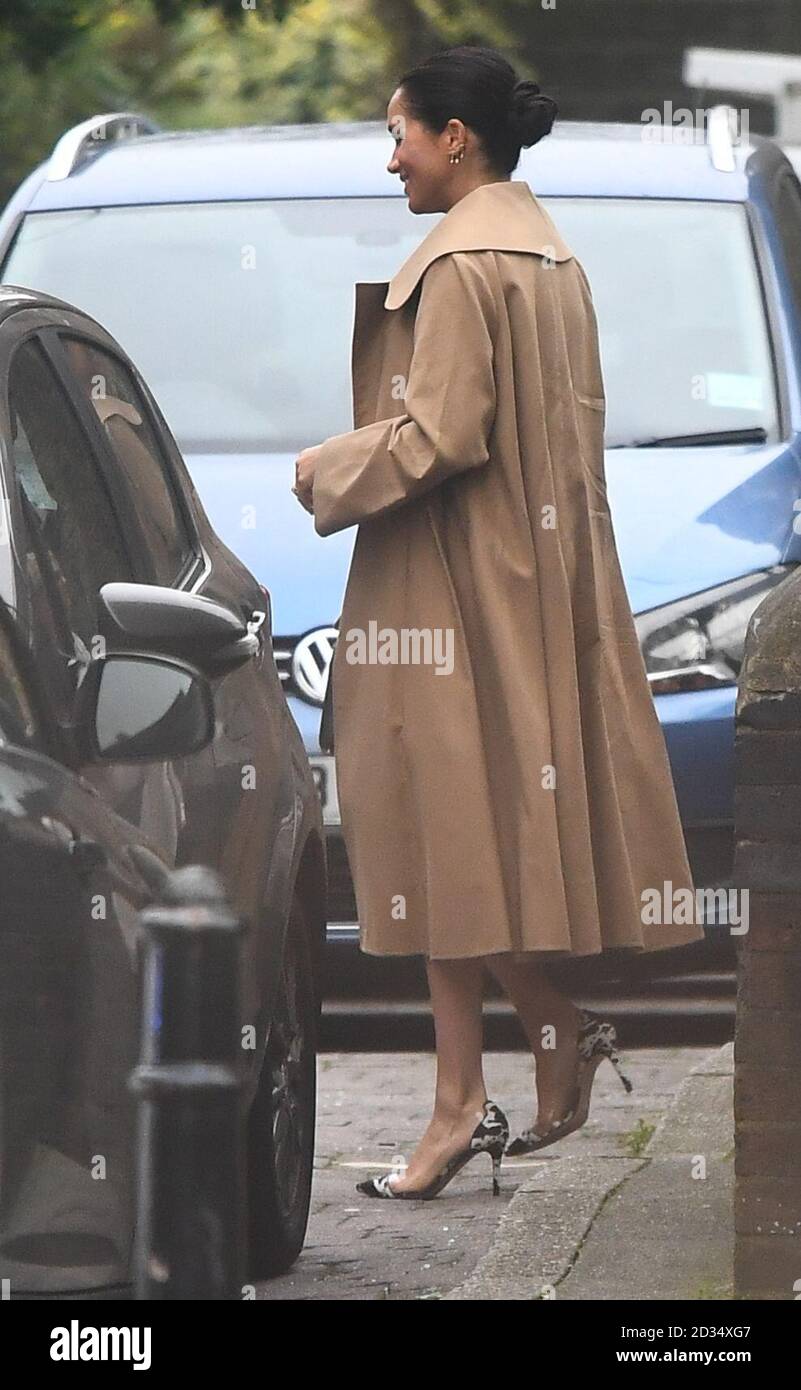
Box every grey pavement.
[448,1042,734,1300]
[257,1040,732,1300]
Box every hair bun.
[508,78,557,147]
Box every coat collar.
[384,179,574,310]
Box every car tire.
[246,887,319,1280]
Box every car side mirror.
[98,582,259,674]
[87,654,214,762]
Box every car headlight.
[633,564,796,694]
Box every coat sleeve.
[312,251,497,537]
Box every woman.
[293,45,705,1199]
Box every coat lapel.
[348,181,573,433]
[384,179,574,310]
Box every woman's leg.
[484,954,582,1130]
[385,955,489,1193]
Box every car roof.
[17,115,766,210]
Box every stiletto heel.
[591,1017,634,1093]
[507,1007,634,1156]
[355,1100,510,1200]
[606,1046,634,1093]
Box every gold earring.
[449,147,465,164]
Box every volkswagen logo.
[292,627,339,704]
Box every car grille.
[325,830,357,923]
[272,638,300,699]
[273,634,335,707]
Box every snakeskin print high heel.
[506,1008,633,1156]
[356,1100,510,1199]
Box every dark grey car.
[0,285,327,1295]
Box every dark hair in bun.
[397,44,558,177]
[509,78,558,148]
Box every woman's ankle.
[530,998,580,1043]
[433,1092,487,1126]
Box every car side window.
[60,335,196,586]
[0,609,43,750]
[7,337,133,701]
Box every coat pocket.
[573,390,608,509]
[575,390,605,412]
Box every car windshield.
[1,195,778,452]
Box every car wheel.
[246,888,319,1281]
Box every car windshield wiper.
[607,427,768,449]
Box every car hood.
[186,438,800,631]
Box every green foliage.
[0,1,92,73]
[150,0,299,27]
[0,0,322,75]
[0,0,540,205]
[621,1117,656,1156]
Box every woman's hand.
[292,444,323,514]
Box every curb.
[444,1041,734,1301]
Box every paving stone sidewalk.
[447,1042,734,1300]
[257,1043,726,1300]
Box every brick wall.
[733,577,801,1299]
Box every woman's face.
[386,86,467,214]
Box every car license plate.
[308,755,340,825]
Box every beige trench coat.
[311,179,705,961]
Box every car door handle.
[40,816,107,876]
[69,837,107,876]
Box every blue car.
[3,109,801,967]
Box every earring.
[449,147,465,164]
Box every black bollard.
[128,865,247,1299]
